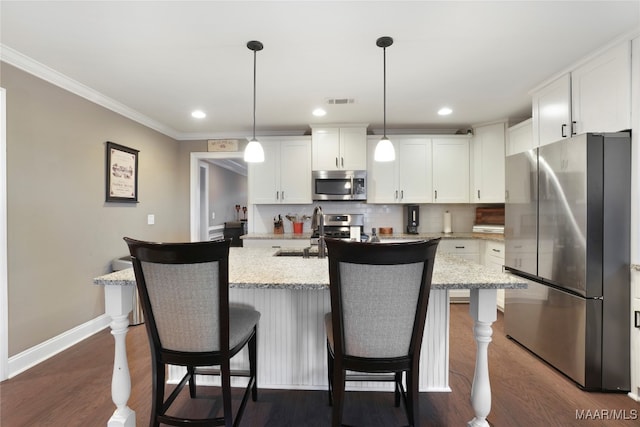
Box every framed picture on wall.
[105,141,139,203]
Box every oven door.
[312,170,366,201]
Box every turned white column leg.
[104,285,136,427]
[468,288,497,427]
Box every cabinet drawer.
[438,239,480,254]
[484,241,505,259]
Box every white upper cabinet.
[571,41,631,135]
[506,118,533,156]
[366,136,432,203]
[532,73,571,147]
[532,41,631,147]
[248,137,312,204]
[311,125,367,171]
[472,122,506,203]
[432,137,470,203]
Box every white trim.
[0,44,179,139]
[0,87,7,381]
[7,314,111,379]
[0,45,309,142]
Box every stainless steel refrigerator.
[504,132,631,391]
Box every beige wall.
[1,63,191,355]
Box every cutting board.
[475,207,505,225]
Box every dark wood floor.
[1,304,639,426]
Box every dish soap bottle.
[367,228,380,243]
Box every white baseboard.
[7,314,111,378]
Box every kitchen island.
[94,246,526,427]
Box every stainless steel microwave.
[312,170,367,201]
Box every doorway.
[189,151,248,242]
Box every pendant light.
[244,40,265,163]
[374,36,395,162]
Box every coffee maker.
[405,204,419,234]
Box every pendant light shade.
[245,40,265,163]
[374,36,395,162]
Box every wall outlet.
[147,214,155,225]
[211,211,216,220]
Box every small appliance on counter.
[310,213,365,245]
[405,204,419,234]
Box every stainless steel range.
[310,213,364,245]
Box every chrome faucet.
[312,206,326,258]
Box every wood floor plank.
[1,304,639,426]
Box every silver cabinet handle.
[341,157,344,168]
[281,191,285,200]
[477,190,481,199]
[492,248,501,253]
[561,123,567,138]
[276,191,279,200]
[434,190,438,200]
[571,121,577,136]
[335,157,338,168]
[400,190,404,200]
[350,176,354,199]
[395,190,398,200]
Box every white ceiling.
[1,1,639,140]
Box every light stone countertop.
[94,247,526,291]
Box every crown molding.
[0,44,180,139]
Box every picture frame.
[105,141,139,203]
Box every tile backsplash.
[250,202,489,235]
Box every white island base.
[95,249,522,427]
[101,286,499,427]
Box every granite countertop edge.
[94,249,526,291]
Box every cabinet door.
[398,137,432,203]
[472,122,505,203]
[432,138,470,203]
[506,119,533,156]
[532,73,571,147]
[280,139,312,204]
[312,128,341,170]
[340,127,367,170]
[571,41,631,135]
[366,137,398,203]
[248,140,280,204]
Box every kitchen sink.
[274,248,323,258]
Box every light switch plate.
[147,214,155,225]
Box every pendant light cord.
[383,45,387,139]
[252,48,257,141]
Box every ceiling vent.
[326,98,355,105]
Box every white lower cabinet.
[483,241,505,310]
[438,239,479,301]
[630,269,640,402]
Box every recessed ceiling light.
[438,107,453,116]
[191,110,206,119]
[312,108,327,117]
